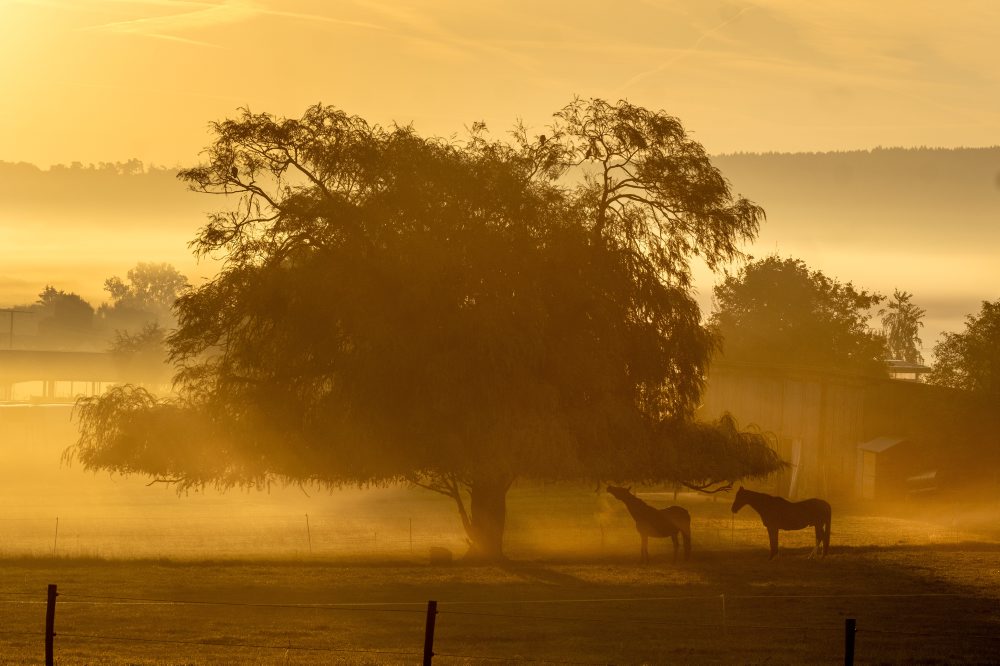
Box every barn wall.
[699,363,869,499]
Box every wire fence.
[3,585,998,665]
[0,509,979,560]
[0,500,993,662]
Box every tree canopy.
[710,256,887,374]
[879,289,926,364]
[35,285,94,349]
[100,262,188,331]
[70,100,780,559]
[929,299,1000,402]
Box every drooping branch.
[681,480,734,495]
[409,472,472,535]
[145,477,185,487]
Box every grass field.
[2,408,1000,663]
[2,495,999,665]
[2,541,1000,664]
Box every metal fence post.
[45,584,58,666]
[845,618,856,666]
[423,599,438,665]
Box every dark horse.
[607,486,691,563]
[731,486,831,560]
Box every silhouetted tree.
[879,289,926,363]
[929,299,1000,402]
[711,256,887,375]
[100,262,188,331]
[71,100,779,560]
[35,286,95,349]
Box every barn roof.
[885,359,932,373]
[858,435,907,453]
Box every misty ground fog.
[1,403,997,560]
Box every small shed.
[856,436,907,499]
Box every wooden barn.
[697,360,987,501]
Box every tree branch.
[682,480,734,494]
[145,477,185,486]
[409,472,472,535]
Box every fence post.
[423,599,438,665]
[721,594,727,638]
[305,514,312,554]
[844,618,856,666]
[45,584,58,666]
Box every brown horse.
[731,486,831,560]
[607,486,691,563]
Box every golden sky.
[1,0,998,358]
[2,0,999,167]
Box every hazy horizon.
[4,1,998,357]
[3,145,996,357]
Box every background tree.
[710,256,887,374]
[109,323,172,389]
[100,262,187,331]
[929,299,1000,402]
[35,285,96,349]
[71,100,780,560]
[879,289,926,363]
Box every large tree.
[929,299,1000,402]
[710,256,887,374]
[71,100,780,559]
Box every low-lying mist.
[1,405,995,562]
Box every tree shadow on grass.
[675,543,1000,663]
[496,561,589,587]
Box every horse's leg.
[823,516,831,557]
[671,533,679,563]
[767,526,779,560]
[810,524,823,558]
[682,529,691,561]
[640,534,649,564]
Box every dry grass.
[1,542,1000,664]
[2,411,1000,662]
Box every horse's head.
[731,486,748,513]
[606,485,632,501]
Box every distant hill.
[713,147,1000,252]
[2,148,998,353]
[4,147,996,238]
[0,161,215,310]
[0,160,202,224]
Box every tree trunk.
[464,475,511,561]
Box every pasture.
[2,491,1000,664]
[2,406,1000,662]
[2,538,1000,664]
